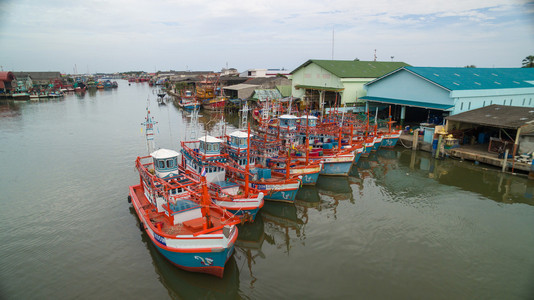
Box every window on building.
[158,161,165,168]
[166,159,173,168]
[483,101,485,107]
[503,99,506,105]
[460,102,464,110]
[490,100,493,105]
[468,102,471,110]
[523,98,526,106]
[510,99,513,106]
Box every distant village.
[2,58,534,173]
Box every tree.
[464,65,476,68]
[522,55,534,68]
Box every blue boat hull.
[381,137,399,148]
[320,161,353,176]
[152,237,235,277]
[300,172,320,185]
[353,151,363,165]
[226,206,261,221]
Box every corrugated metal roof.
[11,71,60,81]
[405,67,534,91]
[0,71,15,81]
[445,105,534,129]
[291,60,410,78]
[253,89,282,101]
[294,84,344,92]
[360,96,454,110]
[223,83,260,91]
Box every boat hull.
[152,238,235,278]
[215,193,264,222]
[320,160,353,176]
[129,184,237,278]
[381,131,402,148]
[242,180,300,203]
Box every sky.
[0,0,533,74]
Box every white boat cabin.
[227,130,256,169]
[151,149,180,179]
[229,130,253,150]
[278,114,299,130]
[198,135,224,156]
[299,115,318,127]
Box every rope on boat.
[398,135,412,149]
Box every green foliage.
[522,55,534,68]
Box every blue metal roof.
[404,67,534,91]
[360,96,454,110]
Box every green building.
[290,59,410,111]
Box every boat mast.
[141,101,158,154]
[245,123,250,196]
[305,115,310,165]
[200,175,212,230]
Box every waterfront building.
[362,67,534,125]
[12,71,61,89]
[0,71,16,96]
[289,59,410,109]
[239,68,291,78]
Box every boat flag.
[201,167,207,176]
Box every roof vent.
[474,73,480,76]
[494,81,501,85]
[485,114,492,117]
[529,111,534,113]
[495,107,500,110]
[513,81,520,84]
[453,82,459,86]
[454,73,460,77]
[474,82,481,85]
[520,117,528,121]
[433,73,440,77]
[492,73,498,76]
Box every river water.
[1,80,533,299]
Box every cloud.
[0,0,533,72]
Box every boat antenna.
[141,99,158,154]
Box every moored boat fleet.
[128,101,402,277]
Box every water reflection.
[396,149,534,205]
[0,101,22,119]
[235,217,266,290]
[131,207,240,299]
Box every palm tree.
[522,55,534,68]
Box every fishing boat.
[129,150,240,277]
[178,90,201,111]
[233,132,301,203]
[380,107,402,148]
[180,131,264,222]
[128,107,241,278]
[12,92,30,101]
[196,75,226,110]
[294,115,356,176]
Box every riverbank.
[398,132,532,174]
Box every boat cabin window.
[166,159,174,168]
[158,160,165,168]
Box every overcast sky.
[1,0,533,74]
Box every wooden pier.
[398,132,531,173]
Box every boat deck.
[133,186,226,236]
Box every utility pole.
[331,26,335,60]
